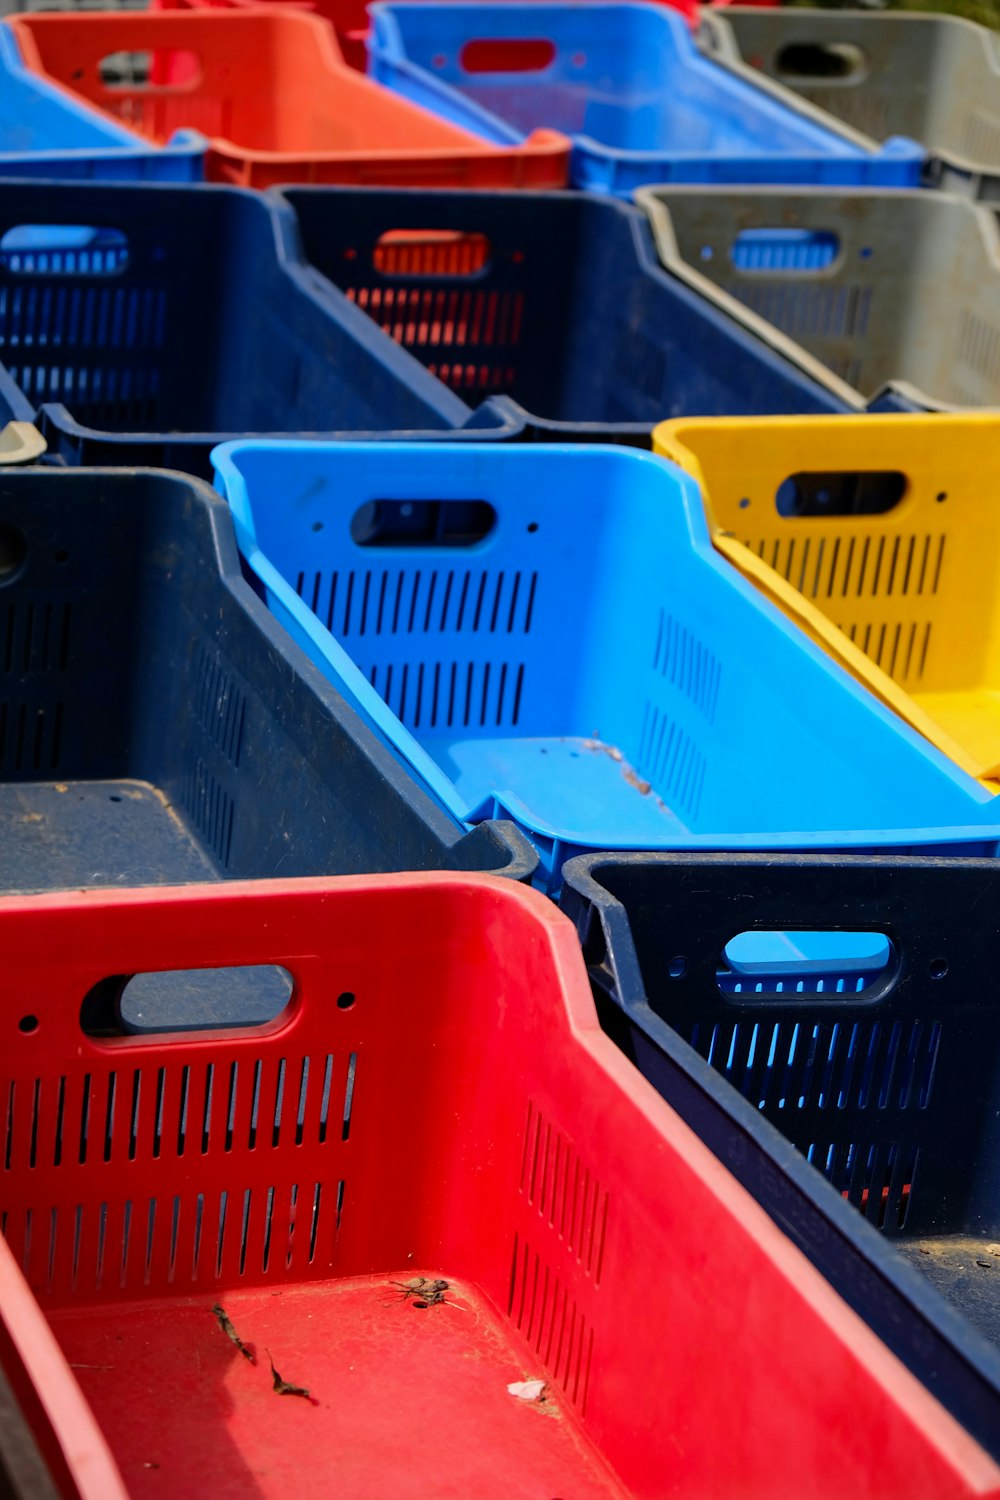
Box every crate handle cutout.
[729,229,840,274]
[458,38,557,73]
[0,226,129,276]
[775,42,867,82]
[771,470,907,519]
[80,966,295,1039]
[716,931,896,1000]
[98,49,201,89]
[0,524,25,584]
[350,498,496,547]
[372,230,491,278]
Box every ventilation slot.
[2,599,73,676]
[507,1234,594,1413]
[519,1102,608,1283]
[345,284,522,393]
[726,280,872,345]
[960,109,1000,166]
[191,641,246,769]
[369,658,525,732]
[0,284,168,352]
[652,610,721,723]
[689,1016,941,1118]
[0,701,64,774]
[635,704,706,821]
[294,566,538,640]
[956,307,1000,386]
[180,758,235,869]
[810,1139,919,1231]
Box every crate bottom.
[0,780,218,893]
[47,1274,622,1499]
[897,1237,1000,1348]
[426,735,687,841]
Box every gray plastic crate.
[637,184,1000,410]
[701,7,1000,200]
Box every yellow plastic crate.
[653,412,1000,787]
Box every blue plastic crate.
[279,185,862,444]
[212,440,1000,889]
[0,23,204,181]
[0,180,522,479]
[367,2,926,196]
[559,850,1000,1462]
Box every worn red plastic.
[0,876,996,1498]
[6,8,569,189]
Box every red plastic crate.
[0,875,996,1498]
[6,8,570,189]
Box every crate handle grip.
[457,37,556,73]
[717,929,894,999]
[772,468,907,519]
[0,224,129,276]
[728,228,840,274]
[79,965,296,1039]
[350,498,496,547]
[774,41,867,83]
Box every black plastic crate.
[560,850,1000,1460]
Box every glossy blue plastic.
[367,2,926,196]
[0,23,204,181]
[0,180,521,479]
[213,441,1000,887]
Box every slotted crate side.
[281,185,851,436]
[0,467,538,893]
[640,186,1000,411]
[559,850,1000,1460]
[367,0,926,194]
[703,8,1000,196]
[652,412,1000,784]
[0,877,997,1500]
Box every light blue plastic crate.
[0,22,204,180]
[367,2,926,196]
[212,441,1000,888]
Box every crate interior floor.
[47,1275,622,1499]
[897,1238,1000,1348]
[0,781,218,893]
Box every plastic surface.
[155,0,703,74]
[560,850,1000,1462]
[639,184,1000,412]
[0,875,998,1498]
[703,7,1000,201]
[0,466,536,908]
[0,181,521,480]
[367,2,925,197]
[0,24,203,181]
[7,8,570,189]
[279,185,854,444]
[212,439,1000,888]
[654,412,1000,787]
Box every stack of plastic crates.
[0,0,998,1493]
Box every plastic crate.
[637,184,1000,412]
[702,7,1000,202]
[211,440,1000,889]
[653,411,1000,788]
[278,186,865,444]
[6,8,570,190]
[0,874,998,1499]
[0,465,536,917]
[0,181,522,480]
[560,850,1000,1462]
[0,24,203,180]
[366,2,926,198]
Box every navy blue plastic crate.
[0,23,204,181]
[0,465,536,904]
[559,850,1000,1462]
[367,2,926,196]
[212,440,1000,890]
[279,185,866,442]
[0,181,522,479]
